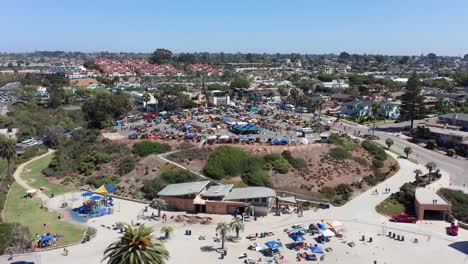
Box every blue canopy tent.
[265,240,283,250]
[310,245,324,254]
[186,133,194,139]
[247,135,256,140]
[290,234,306,243]
[184,124,193,129]
[40,235,53,243]
[273,139,282,145]
[81,191,93,197]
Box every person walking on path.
[63,247,69,256]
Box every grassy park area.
[21,154,70,196]
[3,183,84,246]
[375,197,406,216]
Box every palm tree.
[0,135,16,181]
[142,92,151,112]
[371,103,381,136]
[385,138,394,150]
[404,146,412,159]
[289,88,300,117]
[150,198,166,217]
[244,203,254,218]
[414,169,423,187]
[229,218,244,238]
[160,226,173,239]
[315,97,325,122]
[102,224,169,264]
[153,90,161,112]
[425,162,437,182]
[216,222,230,250]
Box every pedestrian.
[63,247,69,256]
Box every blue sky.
[2,0,468,55]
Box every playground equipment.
[75,184,116,218]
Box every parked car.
[391,213,418,223]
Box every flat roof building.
[158,182,276,216]
[415,188,451,220]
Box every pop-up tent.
[265,240,283,250]
[319,229,335,237]
[327,220,344,233]
[290,234,306,243]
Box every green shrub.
[160,170,198,184]
[362,140,387,160]
[272,158,289,174]
[328,133,356,151]
[447,149,456,157]
[320,186,336,199]
[119,156,136,175]
[328,147,351,160]
[426,139,437,150]
[353,156,369,166]
[336,183,353,201]
[203,146,247,179]
[141,178,167,200]
[79,162,95,175]
[86,174,120,188]
[0,223,32,254]
[132,140,170,157]
[242,168,271,187]
[281,151,307,170]
[439,188,468,222]
[372,159,384,168]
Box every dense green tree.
[82,90,132,128]
[149,48,173,64]
[229,77,250,88]
[400,74,426,128]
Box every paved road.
[333,122,468,187]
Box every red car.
[391,213,418,223]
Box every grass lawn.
[376,197,406,217]
[21,154,70,196]
[4,183,84,246]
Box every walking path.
[12,149,55,202]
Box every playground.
[73,184,116,218]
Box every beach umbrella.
[81,191,93,197]
[311,245,324,254]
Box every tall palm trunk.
[7,158,11,181]
[373,114,377,136]
[221,233,225,249]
